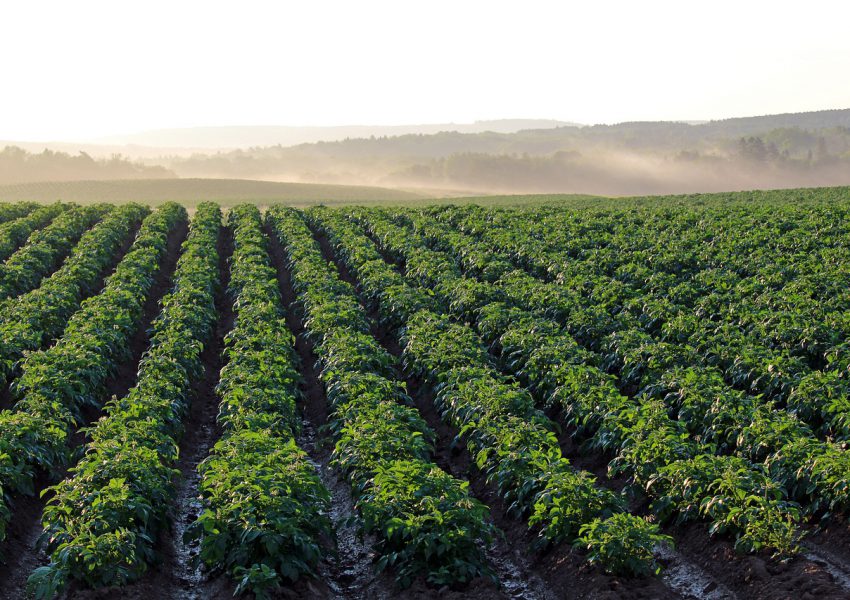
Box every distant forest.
[157,109,850,196]
[0,146,174,185]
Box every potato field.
[1,190,850,599]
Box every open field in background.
[0,178,427,208]
[8,109,850,198]
[2,177,850,210]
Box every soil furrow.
[266,221,392,600]
[311,225,684,600]
[0,382,12,412]
[155,221,237,600]
[60,220,236,600]
[352,215,850,600]
[0,218,189,600]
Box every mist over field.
[3,109,850,198]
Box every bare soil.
[267,221,397,599]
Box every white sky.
[1,0,848,141]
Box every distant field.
[445,186,850,208]
[0,178,425,207]
[0,177,611,208]
[1,178,848,211]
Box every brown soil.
[0,381,12,412]
[808,515,850,566]
[672,521,847,600]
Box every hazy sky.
[1,0,849,141]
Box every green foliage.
[0,203,173,547]
[313,207,651,575]
[0,203,109,301]
[0,203,67,263]
[575,514,673,576]
[4,190,848,594]
[29,203,220,593]
[269,206,495,588]
[189,433,331,591]
[188,205,332,596]
[362,460,497,588]
[0,203,147,390]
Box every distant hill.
[97,120,579,149]
[575,109,850,148]
[701,108,850,136]
[156,108,850,197]
[5,109,850,198]
[0,145,175,185]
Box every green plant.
[575,514,673,576]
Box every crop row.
[267,207,498,587]
[441,205,847,426]
[0,203,67,263]
[0,204,109,302]
[406,208,850,521]
[27,203,221,598]
[314,208,801,558]
[308,208,671,576]
[186,205,331,599]
[0,202,38,225]
[0,203,146,390]
[0,203,186,545]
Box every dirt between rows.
[310,225,682,600]
[317,219,850,600]
[267,221,401,599]
[6,216,850,600]
[0,214,177,600]
[60,221,240,600]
